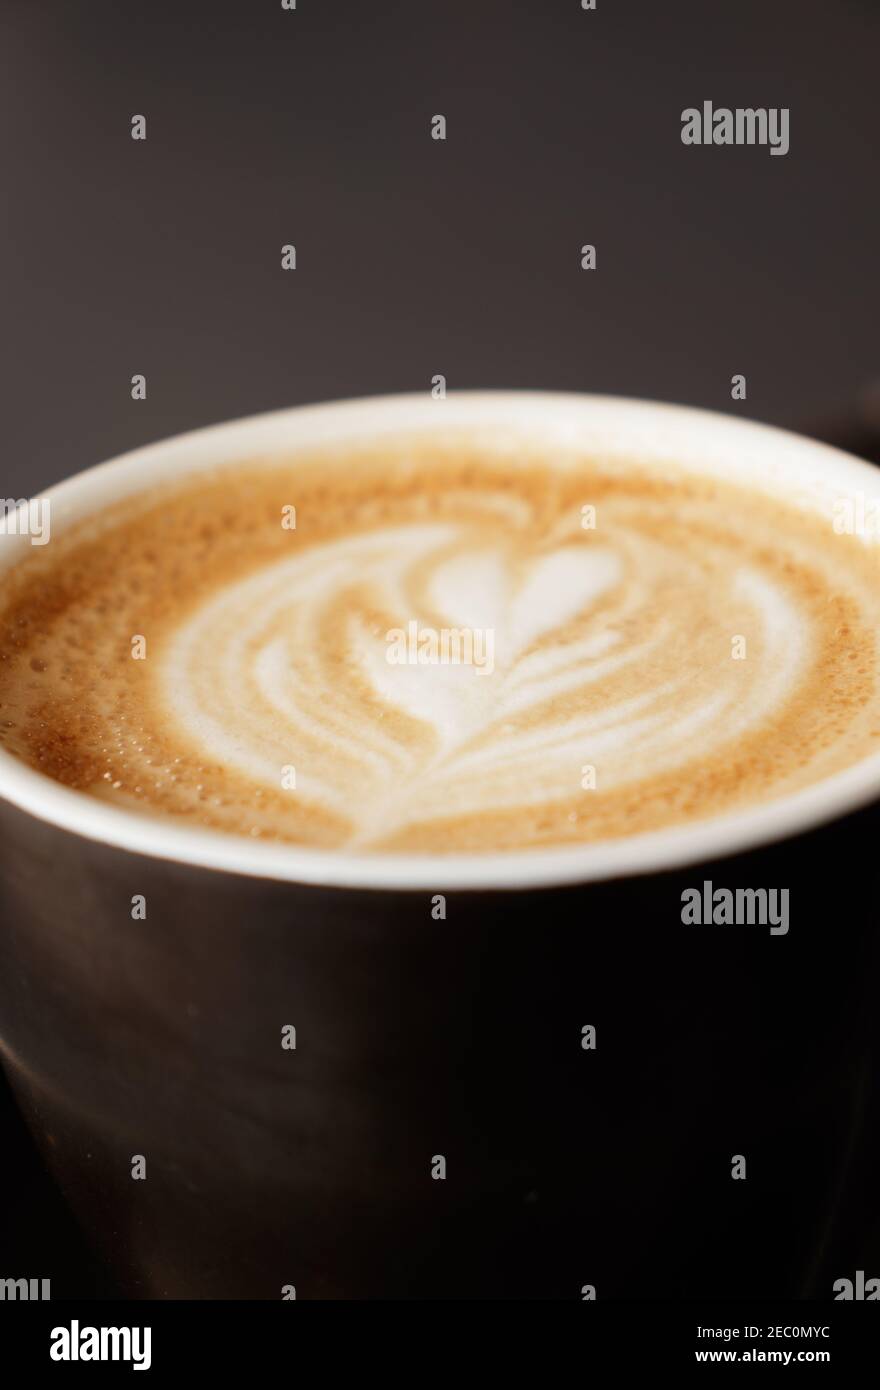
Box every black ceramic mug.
[1,393,879,1300]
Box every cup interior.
[2,390,880,889]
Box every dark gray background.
[1,0,878,500]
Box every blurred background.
[1,0,879,503]
[0,0,878,1296]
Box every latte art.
[1,436,879,853]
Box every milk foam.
[1,437,878,852]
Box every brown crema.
[1,435,879,853]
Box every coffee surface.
[2,434,879,852]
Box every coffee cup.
[1,392,879,1299]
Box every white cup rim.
[2,389,880,890]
